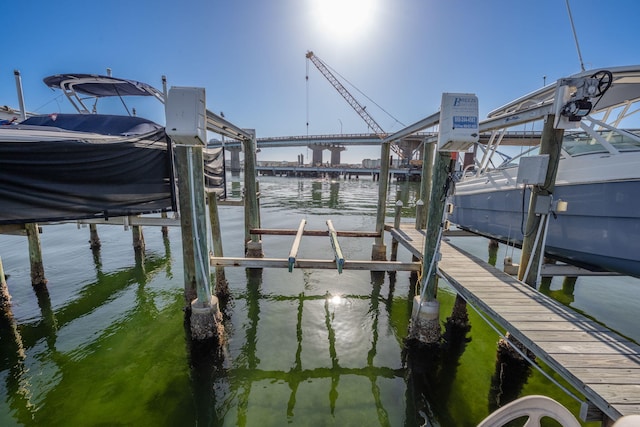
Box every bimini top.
[487,65,640,120]
[43,73,165,114]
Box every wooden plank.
[586,384,640,405]
[210,256,421,272]
[250,228,380,238]
[390,226,640,420]
[326,220,344,273]
[571,369,640,384]
[537,341,640,355]
[524,330,634,343]
[433,240,640,421]
[288,219,306,272]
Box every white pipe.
[522,213,546,283]
[13,70,27,121]
[536,212,553,286]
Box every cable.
[321,57,405,128]
[565,0,585,72]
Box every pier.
[389,223,640,422]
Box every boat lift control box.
[516,154,549,186]
[437,93,479,152]
[165,86,206,146]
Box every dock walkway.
[389,224,640,421]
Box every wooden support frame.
[211,256,421,271]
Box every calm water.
[1,175,637,426]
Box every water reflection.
[221,269,407,426]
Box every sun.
[311,0,378,41]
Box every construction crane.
[305,51,404,159]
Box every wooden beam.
[326,220,344,273]
[288,219,306,272]
[210,256,421,271]
[250,228,380,238]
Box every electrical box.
[438,93,479,152]
[165,86,206,145]
[534,195,552,215]
[516,154,549,186]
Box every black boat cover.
[22,113,162,136]
[0,128,176,224]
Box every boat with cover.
[0,73,176,224]
[449,65,640,278]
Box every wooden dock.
[389,223,640,422]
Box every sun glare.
[312,0,377,41]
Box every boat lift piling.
[25,223,46,287]
[243,130,264,259]
[166,87,222,341]
[371,140,392,261]
[415,141,436,230]
[207,191,229,299]
[518,114,565,286]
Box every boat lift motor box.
[437,93,479,152]
[516,154,549,186]
[165,86,206,146]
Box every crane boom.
[305,51,404,158]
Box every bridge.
[209,131,542,174]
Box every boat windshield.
[497,146,541,169]
[562,129,640,156]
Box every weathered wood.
[174,145,211,305]
[89,224,101,249]
[390,194,403,261]
[0,256,10,308]
[391,226,640,421]
[288,220,306,272]
[518,115,564,285]
[371,140,391,260]
[326,220,344,273]
[419,152,451,301]
[210,256,421,271]
[25,223,46,287]
[249,228,380,238]
[207,192,228,297]
[0,224,27,236]
[77,216,180,227]
[433,240,640,422]
[416,141,435,230]
[243,130,260,247]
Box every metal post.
[13,70,27,121]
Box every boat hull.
[451,178,640,278]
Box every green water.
[2,176,631,426]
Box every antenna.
[565,0,585,72]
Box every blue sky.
[2,0,639,163]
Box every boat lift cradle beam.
[210,223,421,273]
